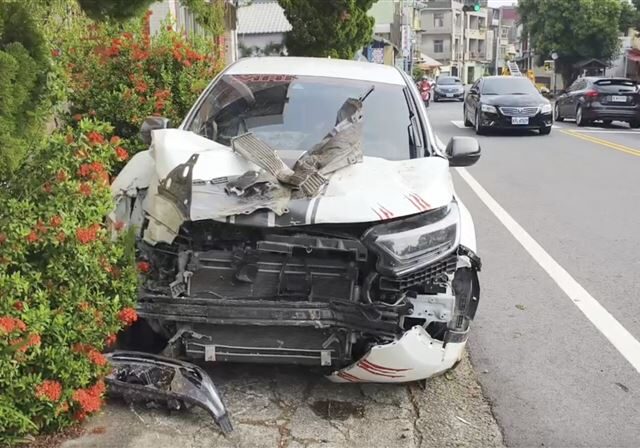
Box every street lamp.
[551,51,558,96]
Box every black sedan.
[464,76,553,135]
[433,76,465,102]
[554,77,640,128]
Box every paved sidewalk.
[61,353,503,448]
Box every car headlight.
[540,104,552,114]
[481,104,497,113]
[363,202,460,277]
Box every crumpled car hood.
[149,129,454,227]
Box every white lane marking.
[451,120,466,129]
[456,167,640,374]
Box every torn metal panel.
[105,351,232,434]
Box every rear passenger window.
[594,79,637,93]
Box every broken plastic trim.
[105,351,232,434]
[157,154,199,219]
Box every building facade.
[236,0,291,57]
[149,0,238,65]
[417,0,490,83]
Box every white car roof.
[226,57,406,86]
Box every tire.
[464,107,473,127]
[602,120,612,127]
[475,110,486,135]
[629,121,640,129]
[554,103,564,122]
[576,106,588,127]
[539,127,551,135]
[433,96,439,103]
[459,98,465,102]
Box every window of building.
[434,39,444,53]
[434,12,444,28]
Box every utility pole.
[494,7,502,75]
[462,9,466,81]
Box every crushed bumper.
[328,326,466,383]
[105,351,233,434]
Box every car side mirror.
[469,87,478,95]
[446,136,481,167]
[140,116,171,145]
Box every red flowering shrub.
[53,11,223,166]
[0,120,137,444]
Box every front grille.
[499,106,539,117]
[379,254,457,292]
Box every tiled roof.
[237,0,292,35]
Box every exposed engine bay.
[136,217,480,370]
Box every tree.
[519,0,622,86]
[0,2,50,180]
[619,0,639,34]
[279,0,375,59]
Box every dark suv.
[555,77,640,127]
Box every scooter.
[420,83,431,108]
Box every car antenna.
[359,85,375,102]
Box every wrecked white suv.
[107,57,481,431]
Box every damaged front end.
[135,205,480,383]
[110,85,481,393]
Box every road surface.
[429,99,640,447]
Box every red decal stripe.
[360,359,412,372]
[337,371,360,382]
[379,205,395,219]
[411,193,431,211]
[405,195,424,211]
[371,207,384,220]
[357,363,404,378]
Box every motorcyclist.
[418,75,431,92]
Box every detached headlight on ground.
[540,104,552,114]
[364,202,460,277]
[481,104,497,113]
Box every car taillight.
[585,90,599,99]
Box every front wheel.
[539,127,551,135]
[464,107,473,127]
[629,121,640,129]
[475,110,486,135]
[554,103,564,122]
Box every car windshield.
[437,77,462,85]
[186,75,416,161]
[482,77,539,95]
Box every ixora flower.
[115,146,129,161]
[35,380,63,402]
[25,230,39,243]
[86,131,105,145]
[137,261,150,273]
[118,307,138,326]
[72,380,105,415]
[105,334,117,347]
[50,215,63,227]
[76,226,98,244]
[79,182,92,197]
[0,316,27,334]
